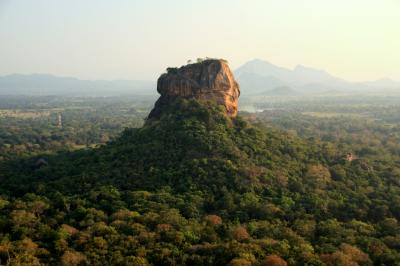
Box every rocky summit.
[148,59,240,119]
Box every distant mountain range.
[0,74,155,96]
[1,60,399,96]
[235,59,400,95]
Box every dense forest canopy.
[0,95,400,265]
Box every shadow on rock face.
[148,59,240,120]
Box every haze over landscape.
[1,1,400,266]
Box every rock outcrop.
[148,59,240,119]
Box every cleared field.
[0,110,52,119]
[0,107,93,119]
[302,112,368,118]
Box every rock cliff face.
[148,59,240,119]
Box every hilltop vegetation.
[0,98,400,265]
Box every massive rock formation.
[148,59,240,119]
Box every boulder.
[148,59,240,119]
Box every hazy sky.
[0,0,399,81]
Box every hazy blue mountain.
[0,74,156,96]
[235,59,400,95]
[234,71,286,95]
[361,78,400,89]
[2,64,399,97]
[263,86,297,96]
